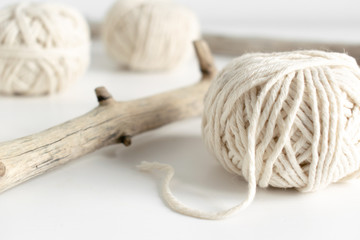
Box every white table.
[1,39,359,240]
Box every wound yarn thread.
[0,3,90,95]
[139,50,360,220]
[102,0,200,71]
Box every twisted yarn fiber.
[102,0,200,71]
[0,3,90,95]
[139,50,360,220]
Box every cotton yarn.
[0,3,90,95]
[102,0,200,71]
[139,50,360,219]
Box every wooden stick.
[0,40,216,193]
[89,20,360,60]
[204,34,360,61]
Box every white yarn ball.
[203,50,360,194]
[138,50,360,219]
[0,3,90,95]
[102,0,200,71]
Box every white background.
[1,0,360,239]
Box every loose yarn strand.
[137,161,257,220]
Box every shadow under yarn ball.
[0,3,90,96]
[102,0,200,71]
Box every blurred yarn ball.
[0,3,90,96]
[102,0,200,71]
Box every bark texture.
[0,40,216,193]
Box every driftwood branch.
[204,34,360,61]
[89,19,360,60]
[89,21,360,60]
[0,40,216,193]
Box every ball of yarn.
[0,3,90,95]
[138,50,360,220]
[203,50,360,193]
[102,0,200,71]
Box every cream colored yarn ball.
[102,0,200,71]
[203,50,360,194]
[0,3,90,95]
[138,50,360,219]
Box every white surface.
[1,0,360,239]
[1,40,360,240]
